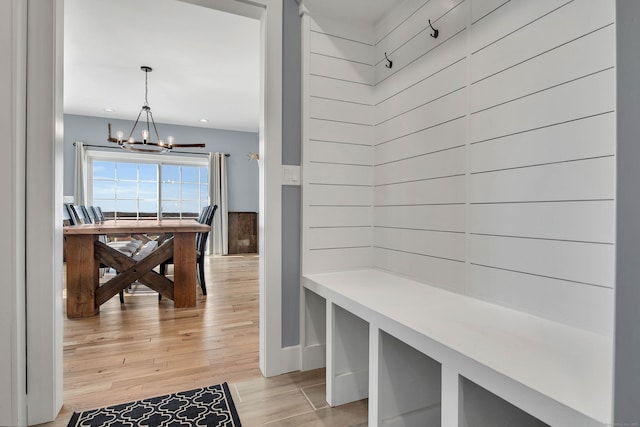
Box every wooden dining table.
[63,219,210,318]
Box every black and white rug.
[67,383,242,427]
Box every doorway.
[21,0,284,424]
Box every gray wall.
[615,1,640,424]
[64,114,259,212]
[281,0,302,348]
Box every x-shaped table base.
[65,231,198,318]
[94,239,175,305]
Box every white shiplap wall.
[466,0,615,335]
[302,15,375,274]
[302,0,615,336]
[373,0,469,294]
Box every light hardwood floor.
[37,254,367,427]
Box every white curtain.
[73,141,88,205]
[209,152,228,255]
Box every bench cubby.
[328,304,369,406]
[302,288,326,370]
[374,330,441,426]
[459,377,547,427]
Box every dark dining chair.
[63,204,75,226]
[88,206,103,223]
[68,204,88,224]
[62,204,75,262]
[159,204,217,296]
[94,206,106,221]
[82,205,97,224]
[67,204,146,303]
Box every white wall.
[302,0,616,336]
[465,0,615,335]
[373,0,468,294]
[302,15,375,274]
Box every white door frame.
[0,1,28,426]
[8,0,284,424]
[26,0,66,424]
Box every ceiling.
[63,0,403,134]
[301,0,404,26]
[63,0,260,133]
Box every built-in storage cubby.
[459,377,547,427]
[328,304,369,407]
[375,331,441,426]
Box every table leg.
[65,234,99,318]
[172,232,197,308]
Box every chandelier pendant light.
[107,66,206,153]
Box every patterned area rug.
[67,383,242,427]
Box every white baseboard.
[277,344,326,375]
[280,345,301,373]
[301,343,326,371]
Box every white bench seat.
[303,269,612,426]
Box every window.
[161,164,209,218]
[88,151,209,220]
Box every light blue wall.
[63,114,259,212]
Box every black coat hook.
[428,19,439,38]
[384,52,393,69]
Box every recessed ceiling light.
[199,119,208,123]
[104,108,115,112]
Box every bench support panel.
[441,364,459,427]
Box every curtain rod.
[72,142,230,157]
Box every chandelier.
[107,66,205,153]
